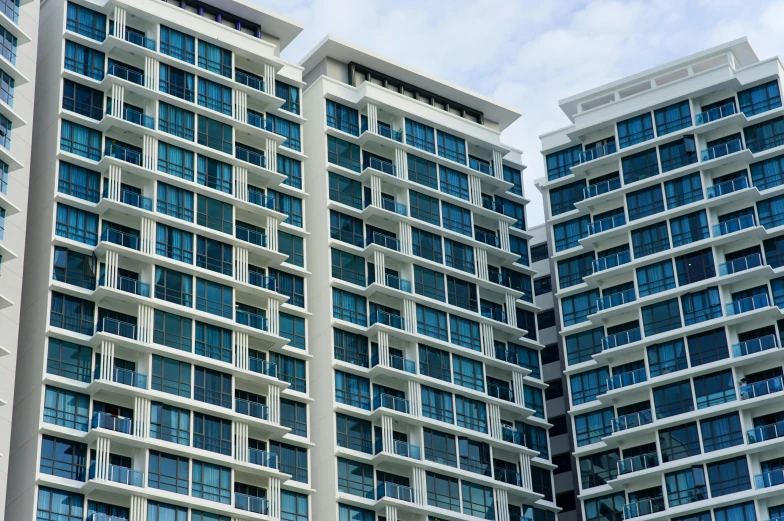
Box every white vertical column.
[268,385,280,425]
[520,453,533,491]
[95,436,111,480]
[235,331,249,371]
[381,414,394,453]
[475,247,489,280]
[110,84,124,120]
[377,330,389,367]
[144,56,159,91]
[468,174,483,206]
[366,102,378,134]
[234,166,248,202]
[267,298,280,336]
[113,6,126,39]
[398,221,412,255]
[234,421,248,462]
[266,216,279,251]
[264,64,276,96]
[499,221,511,251]
[512,372,526,408]
[104,249,119,289]
[402,299,417,334]
[394,148,407,179]
[505,293,518,327]
[412,467,427,505]
[494,489,510,521]
[268,477,281,520]
[234,246,249,284]
[373,251,385,286]
[407,380,421,417]
[384,506,398,521]
[140,216,156,255]
[370,174,382,208]
[137,304,154,344]
[142,135,158,171]
[130,496,147,521]
[233,89,247,122]
[492,149,504,180]
[133,396,150,438]
[487,402,502,440]
[265,137,277,171]
[100,340,115,381]
[106,164,122,201]
[480,323,495,358]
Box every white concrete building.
[6,1,312,520]
[0,0,39,514]
[538,37,784,521]
[300,35,557,521]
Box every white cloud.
[256,0,784,225]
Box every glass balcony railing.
[370,310,405,330]
[377,482,414,502]
[612,409,653,432]
[248,271,276,291]
[99,274,150,298]
[248,447,277,469]
[495,467,523,487]
[740,375,784,400]
[607,368,647,391]
[488,383,514,403]
[87,513,129,521]
[719,253,762,276]
[91,412,132,435]
[249,356,277,378]
[108,62,144,86]
[588,214,626,235]
[97,317,137,340]
[366,231,400,251]
[495,346,519,366]
[388,354,416,374]
[755,468,784,489]
[584,176,621,199]
[235,70,264,92]
[380,197,407,216]
[580,142,617,163]
[89,462,144,487]
[248,190,276,209]
[707,175,749,198]
[103,185,152,211]
[94,366,147,389]
[725,293,770,316]
[592,250,631,273]
[602,328,642,350]
[105,143,142,166]
[247,111,274,132]
[623,497,665,519]
[713,214,756,236]
[469,159,493,176]
[122,29,156,50]
[502,426,525,445]
[384,273,411,293]
[236,146,266,168]
[236,226,268,248]
[109,105,154,129]
[236,309,268,331]
[376,125,403,142]
[700,138,742,162]
[475,228,500,248]
[481,305,507,323]
[235,398,269,421]
[374,438,421,459]
[596,289,636,311]
[618,452,658,475]
[748,420,784,444]
[367,156,397,176]
[732,334,779,357]
[373,393,410,414]
[235,493,269,515]
[695,102,736,125]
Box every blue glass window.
[198,41,231,77]
[58,161,100,203]
[632,222,669,258]
[158,141,194,181]
[197,78,232,115]
[417,304,448,341]
[160,25,195,63]
[195,322,231,363]
[332,288,367,326]
[497,196,526,229]
[410,190,441,225]
[278,154,302,189]
[195,278,232,318]
[554,216,590,252]
[44,386,89,431]
[327,135,360,171]
[444,239,474,274]
[268,189,303,228]
[413,227,443,263]
[326,100,359,135]
[157,182,194,222]
[714,502,756,521]
[665,172,703,209]
[738,80,781,116]
[758,193,784,229]
[751,154,784,191]
[707,457,751,496]
[269,115,301,151]
[64,40,104,80]
[681,287,721,325]
[37,487,84,521]
[565,328,603,365]
[561,290,599,326]
[675,247,715,286]
[279,231,304,267]
[330,210,363,247]
[452,355,483,390]
[618,113,654,148]
[409,154,438,189]
[627,184,664,221]
[570,368,609,405]
[153,310,192,353]
[60,120,101,161]
[510,235,529,266]
[670,210,709,247]
[40,435,86,481]
[546,145,581,181]
[280,312,306,349]
[62,79,103,120]
[159,63,194,102]
[437,130,466,164]
[440,165,469,200]
[647,339,686,377]
[622,148,659,184]
[335,370,370,410]
[550,180,585,216]
[422,385,454,423]
[192,460,231,503]
[743,116,784,153]
[148,450,189,494]
[155,266,192,308]
[693,370,735,409]
[197,155,232,194]
[442,201,471,236]
[653,380,694,419]
[406,118,435,153]
[654,100,691,136]
[159,101,194,141]
[449,315,480,351]
[637,260,675,296]
[574,408,614,446]
[47,339,92,382]
[642,298,681,336]
[276,81,300,114]
[156,223,194,264]
[50,292,94,335]
[659,136,697,173]
[148,501,187,521]
[197,115,232,153]
[504,165,523,196]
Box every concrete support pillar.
[264,64,276,96]
[366,102,378,134]
[267,298,280,336]
[480,323,495,358]
[492,149,504,180]
[234,166,248,202]
[133,396,150,438]
[234,421,248,462]
[140,216,156,255]
[395,148,407,179]
[475,247,489,281]
[233,89,247,122]
[137,303,154,344]
[144,56,159,91]
[235,331,249,371]
[142,134,158,171]
[234,246,248,284]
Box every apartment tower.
[539,37,784,521]
[301,36,557,521]
[0,0,39,514]
[6,1,312,520]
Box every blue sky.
[258,0,784,225]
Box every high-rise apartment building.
[6,1,312,520]
[300,35,557,521]
[0,0,39,514]
[539,37,784,521]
